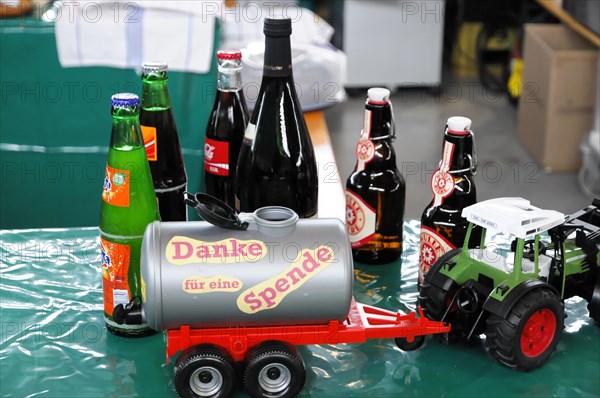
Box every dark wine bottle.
[235,17,318,218]
[139,62,187,221]
[204,50,249,208]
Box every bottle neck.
[363,102,394,140]
[218,62,243,92]
[442,130,476,175]
[263,35,293,78]
[141,78,172,110]
[111,113,143,150]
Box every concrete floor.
[325,84,592,219]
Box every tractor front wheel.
[418,248,463,343]
[587,279,600,326]
[485,288,564,371]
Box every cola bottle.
[345,88,406,264]
[204,49,249,208]
[139,62,188,221]
[235,17,318,218]
[419,116,480,282]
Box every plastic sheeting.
[1,221,599,397]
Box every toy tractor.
[418,197,600,371]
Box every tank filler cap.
[253,206,299,237]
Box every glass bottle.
[100,93,160,337]
[235,17,318,218]
[346,88,406,264]
[139,62,188,221]
[419,116,480,282]
[204,49,249,208]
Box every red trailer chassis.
[166,299,450,398]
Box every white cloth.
[219,3,334,49]
[55,1,215,74]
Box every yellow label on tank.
[166,236,267,264]
[237,246,335,314]
[182,275,243,294]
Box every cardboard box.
[517,24,598,171]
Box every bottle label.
[345,189,376,248]
[356,109,375,172]
[419,226,455,282]
[102,165,130,207]
[431,141,456,207]
[244,123,256,141]
[100,237,131,317]
[140,125,157,161]
[204,137,230,176]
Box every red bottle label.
[356,109,375,172]
[204,137,229,176]
[100,237,131,317]
[345,189,376,248]
[102,165,130,207]
[141,125,157,161]
[418,226,455,283]
[431,141,455,207]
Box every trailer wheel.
[485,287,564,371]
[587,279,600,326]
[243,342,305,398]
[395,335,425,351]
[174,346,236,398]
[418,248,463,343]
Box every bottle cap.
[141,62,168,74]
[111,93,139,107]
[217,49,242,60]
[367,87,390,105]
[264,17,292,37]
[447,116,472,133]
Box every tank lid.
[184,192,249,230]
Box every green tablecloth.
[1,221,599,397]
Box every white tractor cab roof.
[462,197,565,239]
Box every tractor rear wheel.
[418,248,463,343]
[485,287,564,371]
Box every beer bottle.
[204,49,249,208]
[140,62,188,221]
[235,17,318,218]
[418,116,480,282]
[345,88,406,264]
[100,93,160,337]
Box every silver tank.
[141,207,353,330]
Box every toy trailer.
[166,299,449,398]
[419,197,600,371]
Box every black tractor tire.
[395,335,425,351]
[174,345,236,398]
[418,248,463,343]
[485,287,564,371]
[243,342,306,398]
[587,279,600,326]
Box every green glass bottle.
[140,63,188,221]
[99,93,160,337]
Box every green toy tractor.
[418,197,600,371]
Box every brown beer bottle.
[204,49,249,208]
[345,88,406,264]
[418,116,480,282]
